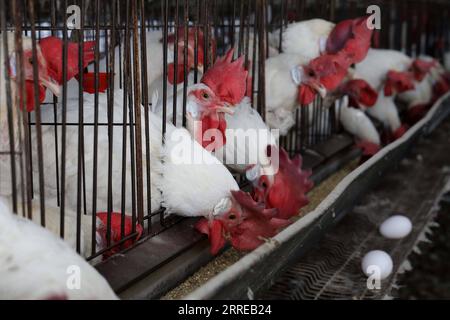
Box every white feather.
[0,196,118,300]
[366,91,402,132]
[265,53,310,135]
[158,125,239,217]
[214,97,278,172]
[31,89,163,216]
[338,96,380,144]
[279,19,335,60]
[354,49,412,90]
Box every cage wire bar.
[1,0,449,268]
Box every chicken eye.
[202,92,210,99]
[228,214,236,220]
[28,57,33,65]
[261,181,268,189]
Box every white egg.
[361,250,393,280]
[379,215,412,239]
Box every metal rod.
[132,0,144,226]
[1,0,18,213]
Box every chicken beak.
[214,103,235,115]
[40,76,61,97]
[310,82,327,98]
[197,63,204,74]
[245,164,261,183]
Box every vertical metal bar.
[13,0,32,220]
[1,0,16,213]
[91,0,100,257]
[295,109,300,154]
[172,0,179,125]
[231,0,236,50]
[140,0,152,227]
[123,0,137,237]
[258,0,266,121]
[204,0,211,70]
[251,17,257,108]
[329,0,335,22]
[278,0,284,52]
[182,0,189,127]
[75,0,85,253]
[21,0,34,204]
[132,0,144,226]
[28,0,47,225]
[50,0,60,206]
[15,0,26,217]
[162,0,169,137]
[121,0,130,241]
[58,0,69,237]
[301,103,307,149]
[238,0,244,56]
[193,0,200,83]
[106,0,117,246]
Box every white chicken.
[264,52,323,135]
[263,19,335,135]
[158,123,239,217]
[264,16,374,136]
[214,97,278,174]
[337,95,380,146]
[271,19,335,60]
[33,88,164,216]
[0,196,118,300]
[398,56,449,123]
[1,33,60,197]
[175,50,279,176]
[354,49,414,139]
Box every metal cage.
[1,0,449,282]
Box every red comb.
[201,48,248,105]
[256,146,313,220]
[384,70,415,96]
[228,190,291,252]
[76,72,110,94]
[298,53,348,105]
[96,212,143,259]
[311,54,349,90]
[39,37,96,84]
[166,27,205,44]
[411,59,436,81]
[326,16,373,66]
[231,190,279,220]
[341,79,378,108]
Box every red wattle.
[96,212,143,259]
[200,114,226,152]
[24,81,46,112]
[77,72,110,94]
[209,220,226,255]
[298,85,316,105]
[167,63,187,85]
